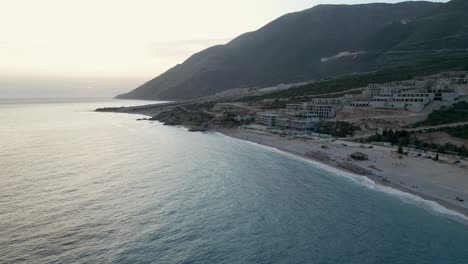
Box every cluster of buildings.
[257,98,342,133]
[257,72,468,133]
[348,72,467,112]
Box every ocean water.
[1,99,468,264]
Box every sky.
[0,0,448,98]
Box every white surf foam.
[220,132,468,223]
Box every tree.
[398,145,404,154]
[382,129,388,138]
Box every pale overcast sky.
[0,0,448,98]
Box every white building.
[304,104,340,118]
[308,98,346,106]
[285,112,320,133]
[352,73,467,112]
[259,72,466,130]
[450,75,468,96]
[351,92,432,112]
[286,98,344,119]
[386,92,433,112]
[256,111,319,133]
[257,112,279,128]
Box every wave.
[220,132,468,224]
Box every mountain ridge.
[118,0,468,100]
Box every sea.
[1,98,468,264]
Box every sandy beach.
[218,127,468,217]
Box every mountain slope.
[118,0,468,100]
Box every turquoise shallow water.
[1,99,468,264]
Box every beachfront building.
[283,112,320,133]
[257,112,279,128]
[286,98,344,119]
[256,110,320,133]
[257,111,320,133]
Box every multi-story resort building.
[350,92,434,112]
[286,98,345,119]
[283,112,320,133]
[257,112,280,128]
[349,72,467,112]
[257,111,320,133]
[257,98,343,133]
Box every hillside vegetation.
[241,57,468,101]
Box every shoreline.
[94,107,468,220]
[216,127,468,220]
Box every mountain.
[117,0,468,100]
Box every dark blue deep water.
[1,99,468,263]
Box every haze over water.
[1,99,468,263]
